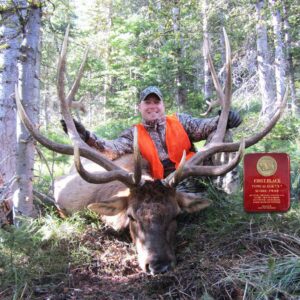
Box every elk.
[16,27,287,275]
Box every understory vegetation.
[1,113,300,299]
[1,187,299,299]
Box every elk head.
[16,27,287,275]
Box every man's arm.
[87,127,134,160]
[61,119,134,160]
[177,113,219,142]
[177,111,242,142]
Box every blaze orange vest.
[135,115,195,179]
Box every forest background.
[0,0,300,299]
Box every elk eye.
[128,214,136,222]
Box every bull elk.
[16,27,287,275]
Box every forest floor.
[1,194,300,300]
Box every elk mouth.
[145,259,175,275]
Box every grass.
[1,187,299,299]
[2,112,300,298]
[0,212,93,300]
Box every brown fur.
[54,156,210,274]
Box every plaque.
[244,153,290,213]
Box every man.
[62,86,241,183]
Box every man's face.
[138,94,165,122]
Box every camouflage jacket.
[87,113,219,161]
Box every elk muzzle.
[130,217,177,275]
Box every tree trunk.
[13,2,41,219]
[282,2,297,114]
[172,1,186,110]
[202,0,213,101]
[0,1,21,198]
[103,0,112,122]
[255,0,276,121]
[268,0,286,104]
[43,69,50,130]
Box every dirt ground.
[23,212,298,300]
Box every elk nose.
[146,260,173,275]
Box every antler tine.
[74,145,135,186]
[133,127,143,185]
[179,139,245,181]
[210,28,232,144]
[66,47,89,105]
[223,28,232,105]
[162,150,186,187]
[57,25,80,143]
[203,37,225,107]
[200,99,221,116]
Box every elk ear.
[88,197,128,216]
[177,192,211,213]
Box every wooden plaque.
[244,153,290,213]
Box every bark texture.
[172,1,187,109]
[282,2,297,113]
[13,3,41,218]
[0,1,21,191]
[269,0,286,103]
[202,0,213,101]
[255,0,276,120]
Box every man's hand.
[218,110,242,129]
[227,110,242,129]
[60,119,90,142]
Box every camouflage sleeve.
[86,127,134,160]
[177,113,219,142]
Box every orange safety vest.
[135,115,195,179]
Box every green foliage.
[93,115,140,139]
[0,213,91,298]
[264,115,300,142]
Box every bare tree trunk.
[13,3,41,219]
[202,0,213,101]
[172,1,186,110]
[255,0,276,121]
[43,71,50,130]
[103,0,112,122]
[0,1,21,199]
[268,0,286,103]
[282,3,297,114]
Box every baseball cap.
[139,86,163,102]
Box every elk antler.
[200,98,221,116]
[164,28,288,187]
[16,26,140,187]
[133,127,143,185]
[57,26,140,187]
[208,28,232,144]
[162,150,186,187]
[73,127,143,187]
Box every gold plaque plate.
[256,156,278,177]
